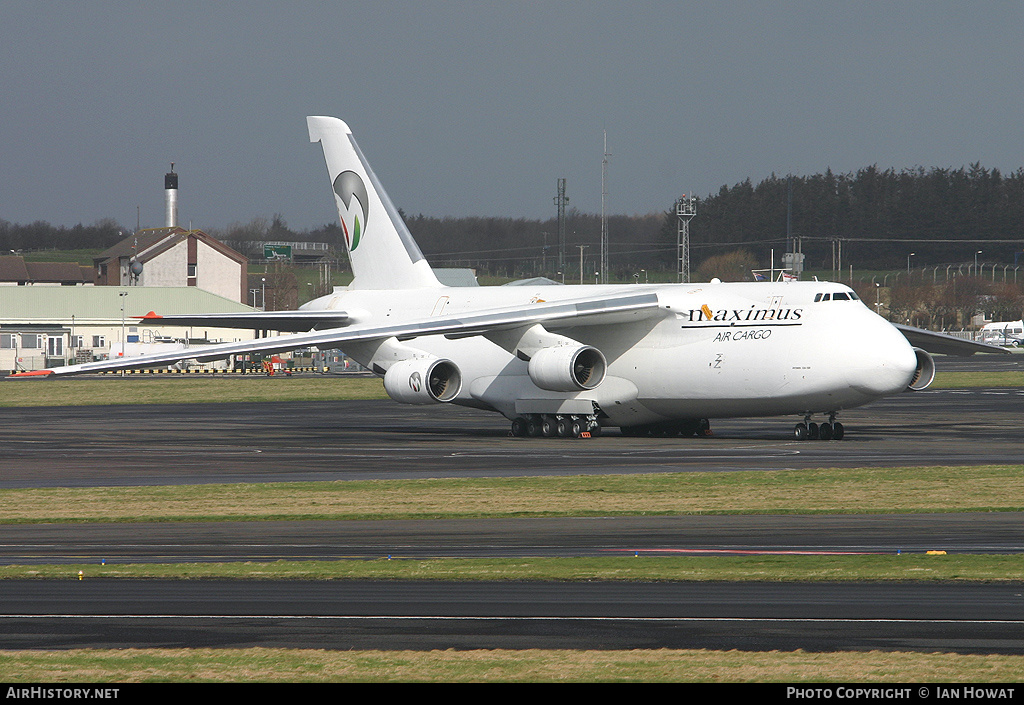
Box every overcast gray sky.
[2,1,1023,233]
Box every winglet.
[8,370,54,378]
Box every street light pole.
[907,252,915,276]
[119,290,128,376]
[119,291,127,358]
[577,245,588,285]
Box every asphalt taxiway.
[3,579,1024,652]
[2,386,1024,488]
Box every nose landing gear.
[793,413,845,441]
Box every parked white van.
[979,320,1024,347]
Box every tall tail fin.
[307,116,441,290]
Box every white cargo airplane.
[10,117,1005,440]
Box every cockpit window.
[815,291,858,302]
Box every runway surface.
[2,365,1022,653]
[3,579,1024,652]
[2,387,1024,488]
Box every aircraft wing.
[134,310,351,332]
[893,323,1010,356]
[9,292,663,377]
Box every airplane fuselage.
[303,279,919,428]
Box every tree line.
[686,164,1024,272]
[0,218,125,253]
[6,163,1024,279]
[881,275,1024,329]
[217,164,1024,278]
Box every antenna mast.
[554,178,568,272]
[600,130,610,284]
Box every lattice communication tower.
[676,194,696,283]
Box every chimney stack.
[164,163,178,228]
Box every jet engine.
[383,358,462,404]
[907,347,935,391]
[527,345,607,392]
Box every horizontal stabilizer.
[136,310,351,332]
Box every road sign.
[264,245,292,260]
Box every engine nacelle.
[527,345,607,392]
[383,358,462,404]
[907,347,935,391]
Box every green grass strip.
[0,376,388,407]
[2,646,1023,682]
[930,370,1024,388]
[1,369,1020,408]
[2,466,1023,524]
[4,554,1022,583]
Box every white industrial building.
[1,287,260,372]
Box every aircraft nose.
[844,320,918,397]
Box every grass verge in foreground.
[0,369,1019,407]
[0,376,388,407]
[3,554,1022,582]
[2,647,1023,682]
[1,465,1022,523]
[930,370,1024,388]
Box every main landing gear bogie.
[793,413,845,442]
[510,414,601,439]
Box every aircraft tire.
[541,415,557,437]
[807,422,819,440]
[819,422,833,440]
[832,422,845,440]
[556,417,570,437]
[794,423,808,441]
[511,417,527,437]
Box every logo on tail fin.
[333,170,369,251]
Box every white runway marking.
[4,614,1024,626]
